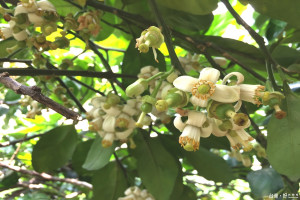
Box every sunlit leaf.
[32,125,78,172]
[92,162,128,200]
[267,84,300,180]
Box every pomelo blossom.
[211,117,253,151]
[178,53,201,72]
[173,111,212,151]
[173,67,240,107]
[222,71,265,106]
[118,186,155,200]
[138,66,159,88]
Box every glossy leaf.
[0,39,18,58]
[92,162,128,200]
[48,0,81,16]
[72,139,94,175]
[250,0,300,28]
[121,40,166,87]
[267,85,300,180]
[247,168,284,198]
[184,147,235,183]
[157,0,218,15]
[132,131,179,200]
[82,137,115,171]
[32,125,78,172]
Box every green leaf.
[92,162,128,200]
[0,39,18,58]
[0,171,19,189]
[247,168,284,198]
[157,0,218,15]
[272,45,300,67]
[132,131,179,200]
[160,6,213,36]
[184,147,235,183]
[82,137,116,171]
[250,0,300,29]
[72,139,94,175]
[267,89,300,180]
[178,185,197,200]
[32,125,78,172]
[48,0,81,16]
[121,40,166,88]
[200,135,231,150]
[265,19,287,41]
[4,90,21,102]
[94,12,116,41]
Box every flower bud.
[126,79,148,98]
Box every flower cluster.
[87,93,146,147]
[126,63,286,152]
[118,186,155,200]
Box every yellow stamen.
[179,136,199,151]
[191,80,215,100]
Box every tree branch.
[0,162,93,190]
[0,72,79,120]
[0,134,44,147]
[0,67,136,79]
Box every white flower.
[0,27,13,40]
[213,57,227,67]
[118,186,155,200]
[222,71,265,106]
[138,66,159,88]
[174,111,212,151]
[178,53,201,72]
[13,29,28,41]
[211,118,253,151]
[37,0,56,12]
[173,67,240,107]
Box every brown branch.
[0,162,93,190]
[0,72,79,120]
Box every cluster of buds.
[178,53,201,72]
[19,96,42,118]
[53,85,74,107]
[77,10,101,41]
[118,186,155,200]
[229,149,252,167]
[136,26,164,62]
[0,0,58,53]
[87,93,145,147]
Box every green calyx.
[208,101,234,120]
[141,102,152,113]
[218,120,232,131]
[197,84,211,94]
[262,91,285,107]
[106,92,120,106]
[165,88,189,108]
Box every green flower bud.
[126,79,148,98]
[208,101,234,120]
[141,102,152,113]
[218,120,232,131]
[106,92,120,106]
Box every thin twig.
[67,76,105,96]
[0,162,93,189]
[147,0,185,74]
[0,67,137,79]
[0,134,44,147]
[0,72,79,120]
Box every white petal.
[91,97,106,107]
[211,118,227,137]
[101,104,121,116]
[116,128,134,140]
[140,65,154,74]
[234,100,242,112]
[222,72,244,85]
[236,129,253,141]
[186,111,206,127]
[28,13,44,26]
[122,105,138,116]
[97,130,105,137]
[14,5,29,15]
[1,27,12,39]
[213,57,227,67]
[200,122,212,138]
[173,116,185,132]
[160,83,173,99]
[102,133,115,146]
[211,85,240,103]
[173,76,198,92]
[190,96,208,107]
[13,30,28,41]
[199,67,220,83]
[37,0,56,12]
[90,117,103,130]
[102,115,116,132]
[181,125,201,143]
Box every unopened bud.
[126,79,148,98]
